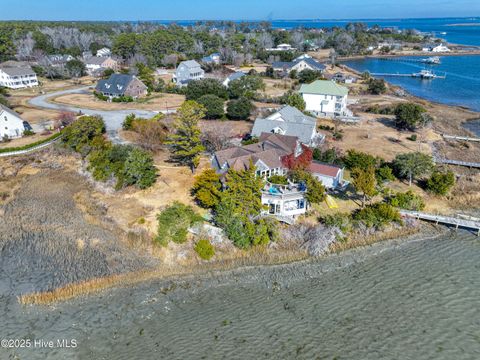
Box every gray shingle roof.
[0,61,36,77]
[179,60,202,69]
[95,74,137,96]
[0,104,24,119]
[251,106,319,145]
[272,57,325,72]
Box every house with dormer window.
[95,74,148,99]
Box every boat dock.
[370,71,446,79]
[434,157,480,169]
[400,210,480,235]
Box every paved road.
[28,87,165,143]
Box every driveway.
[29,87,167,143]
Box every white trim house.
[0,61,38,90]
[173,60,205,87]
[299,80,349,118]
[0,104,27,139]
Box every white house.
[222,71,245,87]
[272,55,326,75]
[0,104,28,139]
[0,61,38,90]
[423,43,450,53]
[173,60,205,87]
[201,53,221,65]
[96,47,112,57]
[266,43,296,51]
[308,161,346,189]
[298,80,349,117]
[261,182,307,221]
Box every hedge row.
[0,131,63,154]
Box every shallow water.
[1,230,480,359]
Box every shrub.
[425,170,455,195]
[112,95,134,103]
[0,131,62,154]
[185,78,228,101]
[321,213,352,234]
[226,97,253,120]
[228,75,265,99]
[93,91,108,101]
[376,165,396,183]
[386,190,425,210]
[122,113,136,130]
[191,169,222,209]
[194,239,215,260]
[298,69,323,83]
[268,175,289,185]
[407,134,417,141]
[23,129,35,136]
[367,78,387,95]
[394,103,429,131]
[62,115,105,154]
[353,203,402,228]
[343,149,379,170]
[280,90,306,112]
[197,94,225,119]
[123,148,157,189]
[155,202,203,246]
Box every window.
[4,116,7,121]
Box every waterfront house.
[84,56,119,76]
[223,71,246,87]
[173,60,205,87]
[308,161,346,189]
[0,61,38,89]
[272,54,325,75]
[298,80,349,118]
[422,43,450,53]
[261,181,307,222]
[201,53,221,65]
[96,47,112,57]
[95,74,148,99]
[0,104,29,139]
[251,105,324,146]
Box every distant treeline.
[0,20,429,66]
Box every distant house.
[96,47,112,57]
[222,71,245,87]
[308,161,346,189]
[272,54,325,75]
[0,61,38,89]
[95,74,148,99]
[251,106,324,146]
[201,53,221,65]
[46,54,74,67]
[173,60,205,87]
[333,72,357,84]
[422,43,450,53]
[266,43,295,51]
[298,80,349,117]
[0,104,29,139]
[84,56,119,76]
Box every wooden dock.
[434,158,480,169]
[442,134,480,142]
[400,210,480,235]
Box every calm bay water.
[2,231,480,359]
[343,55,480,112]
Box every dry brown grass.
[50,91,186,111]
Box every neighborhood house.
[422,43,451,53]
[0,61,38,89]
[201,53,221,65]
[46,54,74,67]
[272,54,326,75]
[95,74,148,99]
[0,104,29,139]
[308,161,346,189]
[222,71,245,87]
[251,105,324,146]
[96,47,112,57]
[298,80,349,118]
[174,60,205,86]
[266,43,295,51]
[261,181,308,221]
[84,56,119,76]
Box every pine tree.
[192,169,222,209]
[352,166,377,207]
[166,101,206,171]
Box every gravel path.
[28,87,160,143]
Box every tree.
[394,103,429,131]
[281,90,306,111]
[65,59,86,78]
[226,97,253,120]
[123,148,157,189]
[298,69,322,83]
[343,149,378,170]
[425,170,455,195]
[155,202,202,246]
[112,33,138,59]
[289,170,326,204]
[367,78,387,95]
[103,68,115,78]
[123,113,136,130]
[192,168,222,209]
[351,166,377,207]
[281,145,313,170]
[228,75,265,99]
[62,115,105,154]
[197,94,225,119]
[166,101,206,171]
[135,62,155,91]
[185,78,228,101]
[393,152,434,186]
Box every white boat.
[412,70,438,79]
[421,56,441,65]
[440,31,447,35]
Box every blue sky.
[1,0,480,21]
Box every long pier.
[434,158,480,169]
[442,134,480,142]
[370,72,446,79]
[400,210,480,235]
